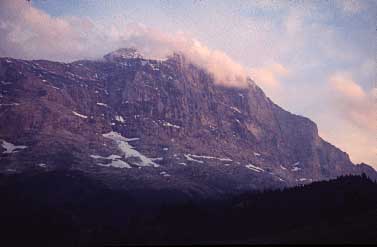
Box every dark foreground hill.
[1,170,377,245]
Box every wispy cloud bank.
[335,0,366,14]
[0,0,248,87]
[250,63,290,98]
[329,73,376,132]
[317,73,376,166]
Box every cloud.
[0,0,101,61]
[243,3,376,167]
[119,28,249,87]
[249,63,290,98]
[319,120,377,167]
[328,72,376,131]
[180,39,248,87]
[335,0,365,14]
[317,72,377,166]
[330,73,366,99]
[0,0,248,87]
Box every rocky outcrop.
[0,50,375,197]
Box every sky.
[0,0,376,167]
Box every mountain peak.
[103,47,143,62]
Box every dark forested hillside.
[1,171,377,246]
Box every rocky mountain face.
[0,48,375,198]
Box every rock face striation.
[0,49,375,197]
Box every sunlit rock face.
[0,49,375,197]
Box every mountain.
[0,48,375,197]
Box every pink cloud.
[329,73,366,100]
[328,73,375,131]
[249,62,290,97]
[0,0,249,88]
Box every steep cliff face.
[0,49,374,196]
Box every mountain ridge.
[0,49,375,196]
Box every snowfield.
[1,140,27,154]
[102,131,159,167]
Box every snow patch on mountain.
[96,102,108,107]
[162,121,180,129]
[115,115,125,123]
[184,154,205,164]
[246,164,265,173]
[0,103,20,106]
[72,111,88,119]
[97,159,132,169]
[292,167,301,172]
[230,106,241,113]
[90,154,131,168]
[184,154,232,163]
[188,154,232,161]
[102,131,159,167]
[1,140,27,154]
[150,157,163,161]
[160,171,171,177]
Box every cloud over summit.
[0,0,248,87]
